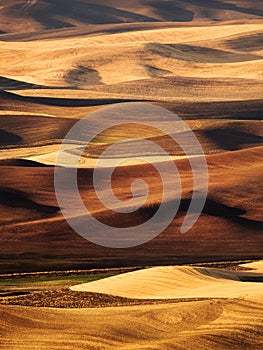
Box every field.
[0,1,263,349]
[1,261,263,349]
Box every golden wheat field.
[0,1,262,349]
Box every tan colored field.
[71,264,263,299]
[1,298,263,349]
[1,261,263,349]
[1,298,262,350]
[0,1,262,349]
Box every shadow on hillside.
[204,128,263,151]
[0,76,54,90]
[162,43,261,63]
[29,0,156,29]
[227,33,263,52]
[183,0,263,17]
[146,1,194,21]
[0,188,60,214]
[0,130,22,146]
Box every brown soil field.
[0,17,262,271]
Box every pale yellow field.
[1,261,263,350]
[71,264,263,299]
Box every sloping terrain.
[71,264,263,298]
[1,298,262,350]
[1,22,263,89]
[0,146,262,273]
[1,262,263,350]
[0,0,262,272]
[1,0,263,34]
[0,22,262,268]
[0,2,263,350]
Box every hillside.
[1,0,263,34]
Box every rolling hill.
[0,2,262,350]
[1,0,263,34]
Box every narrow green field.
[0,272,121,288]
